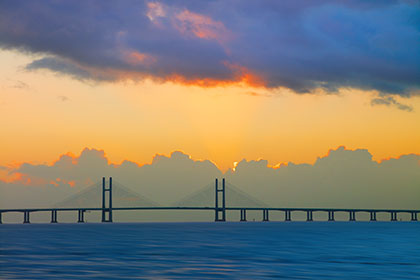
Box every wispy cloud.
[371,96,413,112]
[244,91,274,97]
[3,79,30,90]
[12,80,29,90]
[57,95,70,102]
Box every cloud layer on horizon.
[1,147,419,211]
[0,0,419,95]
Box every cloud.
[0,148,221,207]
[225,146,420,209]
[12,80,29,90]
[25,57,96,81]
[57,95,70,102]
[2,79,30,90]
[147,2,231,43]
[244,91,274,97]
[371,96,413,112]
[1,147,420,213]
[0,0,419,95]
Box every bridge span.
[1,177,419,223]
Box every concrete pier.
[285,210,291,221]
[328,210,335,221]
[370,211,377,221]
[78,210,85,223]
[262,209,269,221]
[240,209,246,221]
[306,210,313,221]
[51,210,57,223]
[23,211,30,224]
[391,212,398,221]
[349,211,356,221]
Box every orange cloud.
[164,74,261,88]
[49,178,75,187]
[74,61,264,88]
[0,148,110,187]
[173,10,230,42]
[160,62,264,88]
[4,174,79,188]
[52,152,78,166]
[0,171,23,184]
[7,173,47,186]
[224,62,265,87]
[123,50,156,66]
[146,2,231,43]
[146,2,166,22]
[269,163,288,169]
[50,180,59,187]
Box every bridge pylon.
[101,177,113,222]
[215,178,226,222]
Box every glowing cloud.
[173,9,230,42]
[1,147,420,209]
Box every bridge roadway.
[0,206,419,223]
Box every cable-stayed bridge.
[0,177,419,223]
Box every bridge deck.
[1,207,419,213]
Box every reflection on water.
[1,222,420,279]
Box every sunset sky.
[1,0,419,176]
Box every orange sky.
[1,49,420,171]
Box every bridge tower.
[101,177,113,222]
[215,178,226,222]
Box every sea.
[1,222,419,279]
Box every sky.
[0,0,420,212]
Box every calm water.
[1,222,420,279]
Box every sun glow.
[1,50,420,172]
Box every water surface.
[1,222,419,279]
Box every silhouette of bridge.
[0,177,419,223]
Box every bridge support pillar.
[215,178,226,222]
[78,210,85,223]
[51,210,57,223]
[391,212,398,221]
[263,209,269,221]
[102,177,113,223]
[306,210,313,221]
[349,211,356,221]
[285,210,291,221]
[328,211,335,221]
[0,212,2,224]
[370,211,377,221]
[23,211,30,224]
[240,209,247,222]
[411,212,418,221]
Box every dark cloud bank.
[0,0,419,96]
[1,148,419,220]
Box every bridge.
[0,177,419,223]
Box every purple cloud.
[0,0,419,95]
